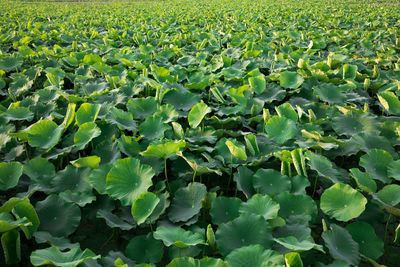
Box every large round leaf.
[153,225,204,248]
[346,222,384,260]
[131,192,160,225]
[215,214,273,256]
[139,115,169,140]
[275,192,317,222]
[359,149,393,183]
[239,194,280,220]
[252,169,291,197]
[322,224,360,265]
[0,57,23,72]
[30,246,99,267]
[0,162,23,191]
[125,234,163,264]
[106,158,155,205]
[375,184,400,206]
[320,183,367,222]
[265,116,298,145]
[279,71,304,89]
[168,182,207,223]
[36,195,81,237]
[27,120,63,150]
[210,196,241,225]
[226,245,283,267]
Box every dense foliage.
[1,0,400,266]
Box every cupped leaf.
[73,122,101,150]
[27,120,63,150]
[274,236,323,252]
[166,257,227,267]
[226,245,283,267]
[188,101,211,128]
[30,246,99,267]
[249,75,266,95]
[225,139,247,161]
[349,168,377,193]
[239,194,280,220]
[131,192,160,225]
[139,115,170,140]
[279,71,304,89]
[0,162,23,191]
[265,115,298,144]
[0,57,23,72]
[215,214,273,256]
[141,140,186,159]
[106,158,155,205]
[320,183,367,222]
[153,225,204,248]
[75,103,101,126]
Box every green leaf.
[167,257,227,267]
[1,230,20,264]
[322,224,360,265]
[346,222,384,260]
[141,140,186,159]
[275,103,298,121]
[0,57,23,72]
[153,226,204,248]
[139,115,170,140]
[388,160,400,181]
[249,75,266,94]
[225,139,247,161]
[127,97,158,119]
[377,91,400,115]
[210,196,242,225]
[274,236,323,252]
[131,192,160,225]
[0,162,23,191]
[253,169,291,197]
[27,120,63,150]
[279,71,304,89]
[106,158,155,205]
[125,234,163,264]
[375,184,400,206]
[168,182,207,223]
[216,214,273,256]
[74,122,101,150]
[349,168,377,193]
[265,115,298,144]
[320,183,367,222]
[12,198,40,239]
[233,166,255,198]
[70,156,101,169]
[284,252,303,267]
[3,106,33,121]
[360,149,393,184]
[305,151,340,183]
[188,101,211,128]
[343,64,358,80]
[30,246,100,267]
[239,194,280,220]
[275,192,317,222]
[35,195,81,237]
[75,103,101,126]
[226,245,283,267]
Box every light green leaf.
[27,120,63,150]
[0,162,23,191]
[188,101,211,128]
[131,192,160,225]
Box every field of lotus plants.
[1,0,400,266]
